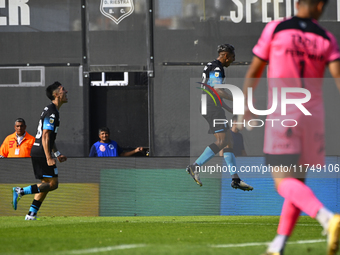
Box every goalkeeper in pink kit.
[243,0,340,254]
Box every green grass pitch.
[0,216,327,255]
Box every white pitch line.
[58,244,146,255]
[157,222,320,227]
[211,239,326,248]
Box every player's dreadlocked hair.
[217,44,235,55]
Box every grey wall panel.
[86,0,150,71]
[152,66,197,156]
[0,32,82,65]
[0,0,82,64]
[0,0,81,32]
[88,31,148,68]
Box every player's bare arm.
[42,129,55,166]
[215,88,233,101]
[237,56,267,127]
[328,60,340,93]
[243,56,267,95]
[216,88,233,113]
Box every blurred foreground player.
[243,0,340,254]
[186,44,253,191]
[12,82,68,220]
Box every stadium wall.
[1,157,339,217]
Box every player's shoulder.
[204,60,223,72]
[44,103,59,116]
[262,18,284,36]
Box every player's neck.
[296,9,314,19]
[296,4,322,20]
[51,100,63,111]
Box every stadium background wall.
[1,157,339,217]
[0,1,340,157]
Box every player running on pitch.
[242,0,340,254]
[12,82,68,220]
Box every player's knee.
[216,139,227,149]
[50,181,59,191]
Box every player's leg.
[264,154,308,254]
[222,129,253,191]
[265,169,303,254]
[13,157,59,220]
[265,163,337,254]
[273,173,339,255]
[186,109,228,186]
[262,116,303,254]
[25,177,58,220]
[186,132,226,186]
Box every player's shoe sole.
[261,252,281,255]
[231,180,253,191]
[12,187,22,210]
[25,214,39,221]
[327,214,340,255]
[186,165,202,186]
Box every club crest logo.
[100,0,134,25]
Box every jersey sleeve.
[326,31,340,63]
[253,21,279,61]
[43,115,56,131]
[207,69,223,87]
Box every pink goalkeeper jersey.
[253,16,340,113]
